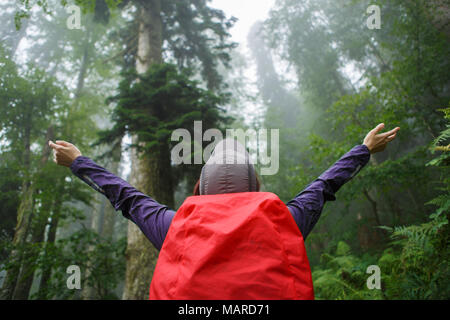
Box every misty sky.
[211,0,276,48]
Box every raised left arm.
[50,140,175,250]
[69,156,175,251]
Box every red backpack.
[149,192,314,299]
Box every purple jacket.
[70,145,370,250]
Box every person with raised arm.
[50,123,399,299]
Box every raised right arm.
[286,123,400,240]
[286,144,371,240]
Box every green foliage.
[4,0,238,300]
[14,0,237,91]
[13,0,124,28]
[38,231,126,300]
[0,46,63,151]
[377,107,449,299]
[383,107,450,299]
[1,228,126,300]
[264,0,450,299]
[0,155,21,258]
[99,63,231,154]
[161,0,238,91]
[312,241,383,299]
[4,0,450,300]
[310,108,449,300]
[0,32,110,300]
[379,213,449,299]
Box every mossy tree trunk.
[122,0,175,300]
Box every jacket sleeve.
[286,144,370,240]
[70,156,175,250]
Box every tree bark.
[12,127,54,300]
[1,126,54,300]
[75,28,92,99]
[36,193,62,299]
[426,0,450,39]
[1,109,34,299]
[80,192,104,300]
[123,0,173,300]
[363,189,381,227]
[12,205,46,300]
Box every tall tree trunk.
[0,186,32,299]
[363,189,381,226]
[75,29,92,100]
[123,0,174,300]
[1,112,33,299]
[426,0,450,39]
[1,124,53,299]
[11,127,54,300]
[36,194,62,299]
[12,207,46,300]
[80,192,104,300]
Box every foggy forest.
[0,0,449,300]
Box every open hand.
[363,123,400,154]
[49,140,82,167]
